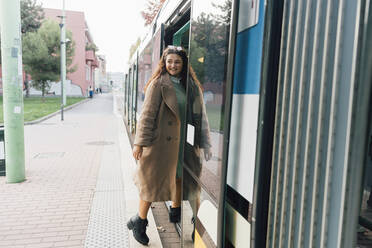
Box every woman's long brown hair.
[143,47,202,93]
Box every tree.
[22,20,75,98]
[21,0,45,34]
[21,0,45,97]
[0,0,44,62]
[191,12,229,85]
[86,43,99,52]
[141,0,166,26]
[211,0,231,25]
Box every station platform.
[0,92,163,248]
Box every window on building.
[86,65,90,81]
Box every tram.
[123,0,372,247]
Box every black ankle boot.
[169,207,181,223]
[127,214,149,245]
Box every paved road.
[0,93,162,248]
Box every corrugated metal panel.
[266,0,368,247]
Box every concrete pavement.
[0,93,162,248]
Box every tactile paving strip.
[34,152,65,159]
[84,147,129,248]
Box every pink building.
[44,8,98,96]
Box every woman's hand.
[133,145,143,160]
[204,148,212,161]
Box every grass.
[206,104,224,132]
[0,96,222,129]
[0,96,86,124]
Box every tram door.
[181,0,234,246]
[127,67,132,127]
[124,74,128,119]
[131,61,138,134]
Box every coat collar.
[160,73,180,120]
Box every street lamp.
[58,0,66,121]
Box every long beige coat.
[134,73,211,202]
[134,74,181,202]
[134,73,182,202]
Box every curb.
[24,98,91,126]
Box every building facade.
[43,8,99,97]
[0,9,99,97]
[94,54,108,92]
[107,72,124,90]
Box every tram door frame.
[162,20,191,239]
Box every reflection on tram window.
[183,0,232,247]
[137,29,162,115]
[186,0,232,203]
[358,132,372,247]
[137,41,153,113]
[182,170,219,247]
[182,169,201,247]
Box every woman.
[127,46,211,245]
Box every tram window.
[137,29,162,114]
[137,41,153,114]
[152,28,162,72]
[358,120,372,247]
[182,0,232,246]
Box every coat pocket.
[141,146,152,160]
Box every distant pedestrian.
[89,86,93,98]
[99,87,102,94]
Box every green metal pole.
[62,0,67,106]
[59,0,66,121]
[0,0,26,183]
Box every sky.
[37,0,148,73]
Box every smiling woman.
[165,54,183,76]
[0,96,85,124]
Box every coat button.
[168,121,172,125]
[167,136,172,141]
